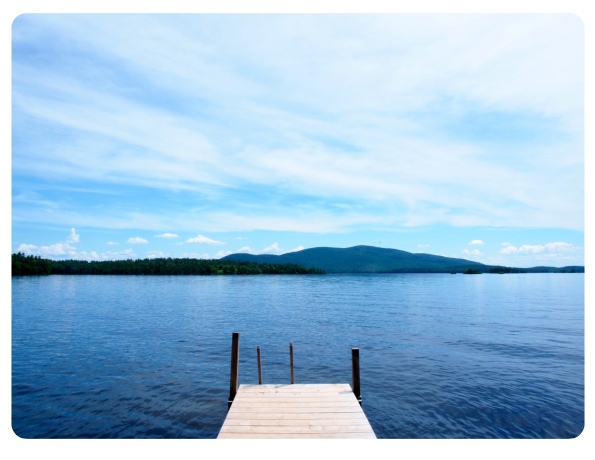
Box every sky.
[10,12,585,268]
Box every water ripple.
[12,273,583,438]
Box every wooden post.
[289,342,295,384]
[228,332,240,409]
[257,346,262,385]
[352,348,361,405]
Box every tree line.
[11,252,325,276]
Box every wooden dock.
[218,333,376,439]
[218,383,376,439]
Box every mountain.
[222,245,585,274]
[221,245,489,273]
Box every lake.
[11,273,584,438]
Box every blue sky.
[11,13,585,268]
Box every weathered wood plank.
[239,383,349,391]
[231,400,358,407]
[229,401,361,409]
[217,432,376,439]
[234,392,357,399]
[220,425,375,434]
[221,411,367,421]
[233,394,358,401]
[226,408,363,415]
[221,418,373,427]
[234,391,350,397]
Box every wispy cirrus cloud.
[11,14,583,236]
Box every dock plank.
[218,384,376,439]
[217,432,376,439]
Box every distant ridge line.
[221,245,584,274]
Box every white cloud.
[491,241,582,267]
[543,242,574,251]
[214,250,233,259]
[155,233,179,239]
[500,245,518,255]
[15,242,137,261]
[16,227,83,258]
[66,228,80,243]
[17,244,38,253]
[286,245,305,253]
[186,234,225,245]
[127,237,148,244]
[500,242,574,255]
[97,249,135,260]
[146,250,167,259]
[236,243,302,255]
[462,248,483,256]
[75,250,100,260]
[518,245,546,254]
[261,242,282,254]
[17,242,77,257]
[181,252,210,259]
[107,241,119,245]
[469,240,484,246]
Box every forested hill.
[222,245,487,273]
[222,245,584,274]
[11,253,325,276]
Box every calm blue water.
[12,273,584,438]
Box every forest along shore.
[10,253,325,276]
